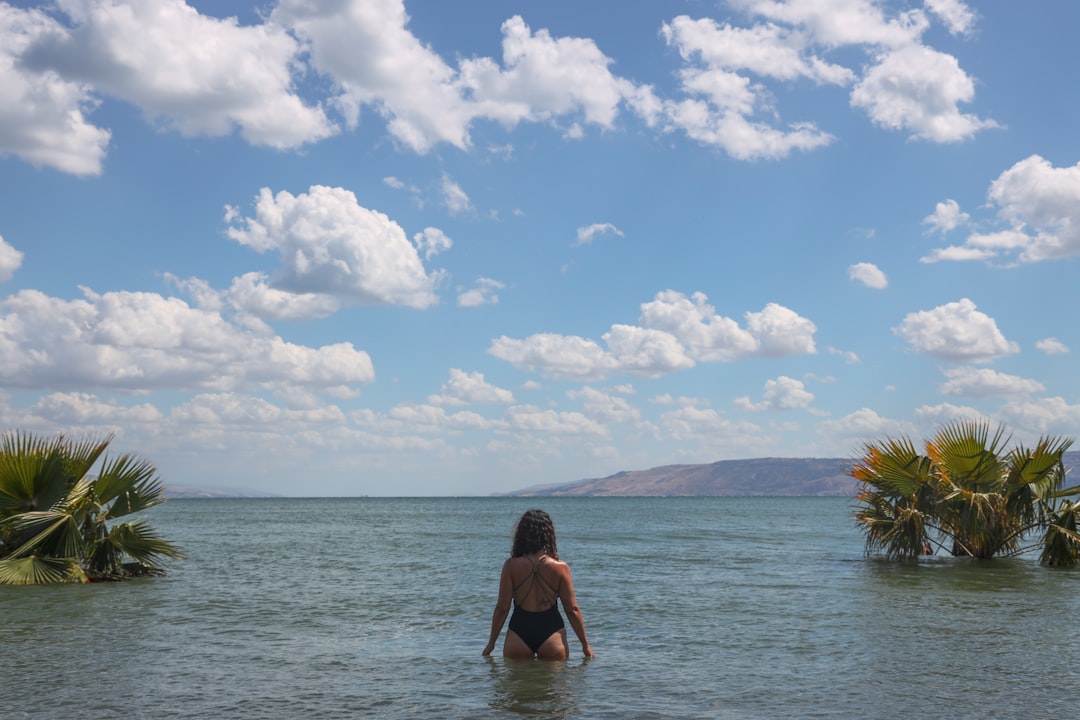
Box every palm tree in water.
[0,431,184,584]
[852,420,1080,565]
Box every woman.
[483,509,595,660]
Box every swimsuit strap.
[512,555,560,606]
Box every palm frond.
[928,421,1008,494]
[95,455,166,519]
[97,518,185,568]
[851,437,931,498]
[0,431,70,515]
[854,488,928,560]
[1006,435,1074,498]
[4,511,85,559]
[1041,501,1080,567]
[0,556,80,585]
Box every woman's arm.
[558,564,595,658]
[482,559,514,656]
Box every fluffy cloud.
[925,0,977,36]
[0,235,24,283]
[441,176,473,215]
[851,44,995,142]
[923,156,1080,264]
[997,397,1080,438]
[638,291,756,361]
[30,392,164,425]
[720,0,990,144]
[412,227,453,260]
[601,325,696,378]
[922,199,969,234]
[641,291,816,360]
[1036,338,1069,355]
[730,0,927,48]
[489,333,618,380]
[1,0,992,176]
[659,405,768,452]
[457,277,505,308]
[504,405,607,436]
[0,5,110,175]
[22,0,335,150]
[428,369,514,407]
[661,16,854,85]
[987,155,1080,262]
[818,407,917,442]
[226,185,442,309]
[938,367,1045,397]
[575,223,624,247]
[226,272,341,322]
[462,15,637,129]
[894,298,1018,363]
[0,287,374,393]
[848,262,887,289]
[566,387,641,425]
[744,303,818,356]
[658,14,844,159]
[275,3,647,153]
[490,291,816,380]
[914,402,986,428]
[735,376,815,411]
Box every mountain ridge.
[502,451,1080,497]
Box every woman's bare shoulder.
[544,557,571,573]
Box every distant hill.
[164,485,279,499]
[504,451,1080,497]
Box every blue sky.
[1,0,1078,496]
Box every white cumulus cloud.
[428,369,514,407]
[23,0,335,150]
[894,298,1018,363]
[457,277,505,308]
[1036,337,1069,355]
[566,387,641,425]
[922,199,969,234]
[441,176,473,215]
[0,235,24,283]
[225,185,442,309]
[0,287,374,394]
[922,156,1080,264]
[489,291,816,380]
[938,367,1045,397]
[851,44,996,143]
[735,376,815,411]
[0,4,110,175]
[574,223,624,247]
[925,0,977,36]
[413,227,453,260]
[848,262,887,289]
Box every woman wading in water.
[483,509,595,660]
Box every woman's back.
[508,554,563,612]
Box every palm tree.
[852,420,1080,565]
[0,431,184,584]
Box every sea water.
[3,496,1079,719]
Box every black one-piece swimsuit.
[507,556,565,653]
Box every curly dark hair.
[510,509,559,559]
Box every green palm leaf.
[94,455,166,519]
[5,511,85,560]
[97,518,185,567]
[929,421,1007,494]
[852,436,931,498]
[0,432,69,514]
[0,556,80,585]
